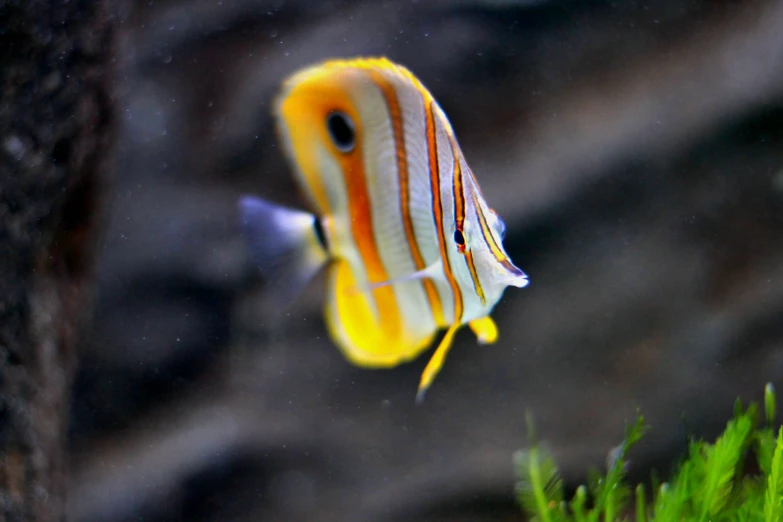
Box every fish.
[239,57,528,401]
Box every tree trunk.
[0,1,119,520]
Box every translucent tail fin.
[239,195,329,307]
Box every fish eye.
[326,111,355,153]
[453,229,465,246]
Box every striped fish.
[239,57,528,401]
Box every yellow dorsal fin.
[321,56,403,76]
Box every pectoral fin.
[347,260,444,296]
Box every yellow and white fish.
[239,57,528,401]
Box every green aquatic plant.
[514,383,783,522]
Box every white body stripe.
[348,74,438,340]
[387,78,454,326]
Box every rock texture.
[67,1,783,521]
[0,1,118,520]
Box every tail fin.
[239,195,329,306]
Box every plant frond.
[764,428,783,522]
[514,444,564,522]
[513,383,783,522]
[695,412,754,519]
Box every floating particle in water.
[3,135,25,161]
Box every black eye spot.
[326,111,355,152]
[453,229,465,246]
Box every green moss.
[514,384,783,522]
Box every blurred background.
[66,0,783,520]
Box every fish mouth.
[513,272,530,288]
[503,263,529,288]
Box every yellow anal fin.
[416,323,461,404]
[469,316,498,345]
[326,259,435,368]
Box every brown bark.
[0,1,118,520]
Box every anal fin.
[346,260,444,296]
[326,259,436,368]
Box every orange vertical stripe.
[272,79,408,339]
[451,137,466,243]
[447,136,486,305]
[425,99,463,324]
[368,69,446,327]
[339,148,404,337]
[464,250,486,305]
